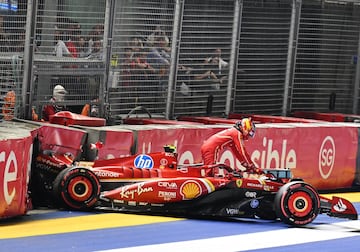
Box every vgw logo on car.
[134,154,154,169]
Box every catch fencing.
[1,0,360,121]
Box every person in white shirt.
[54,26,71,57]
[204,48,229,76]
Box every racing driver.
[200,117,261,173]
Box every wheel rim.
[287,191,312,218]
[67,176,93,201]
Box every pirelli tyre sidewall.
[275,181,320,226]
[53,167,101,210]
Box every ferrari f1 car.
[30,145,358,226]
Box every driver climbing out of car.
[200,117,262,175]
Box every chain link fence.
[291,0,360,113]
[0,1,26,120]
[235,0,293,115]
[109,0,175,118]
[1,0,360,122]
[32,0,106,118]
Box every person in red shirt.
[66,39,78,58]
[65,20,81,58]
[201,117,259,173]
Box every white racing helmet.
[53,85,67,102]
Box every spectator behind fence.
[178,63,193,96]
[147,38,170,74]
[41,85,68,121]
[147,25,170,48]
[1,87,16,121]
[54,25,71,57]
[65,20,81,58]
[205,48,228,81]
[121,38,146,90]
[120,48,135,87]
[129,37,143,56]
[81,97,99,117]
[88,24,104,56]
[193,60,222,91]
[191,49,228,91]
[54,19,81,58]
[133,49,156,80]
[88,39,104,60]
[77,36,90,58]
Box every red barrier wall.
[37,124,88,159]
[2,118,359,219]
[247,124,358,190]
[96,129,135,159]
[0,129,34,219]
[126,123,358,190]
[293,111,360,122]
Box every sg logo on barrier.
[319,136,335,179]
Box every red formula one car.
[30,145,358,226]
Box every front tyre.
[53,167,101,210]
[274,181,320,226]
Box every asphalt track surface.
[0,192,359,252]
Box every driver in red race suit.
[200,117,262,174]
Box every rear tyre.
[53,167,100,210]
[274,181,320,226]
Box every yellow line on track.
[0,213,182,239]
[320,192,360,202]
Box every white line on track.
[95,220,360,252]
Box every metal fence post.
[225,0,242,116]
[283,0,301,116]
[165,0,184,119]
[22,0,37,119]
[352,29,360,114]
[103,0,116,119]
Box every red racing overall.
[200,127,255,169]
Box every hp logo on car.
[134,154,154,169]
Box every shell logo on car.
[180,180,202,200]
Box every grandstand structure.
[1,0,360,122]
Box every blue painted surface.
[246,236,360,252]
[0,203,359,252]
